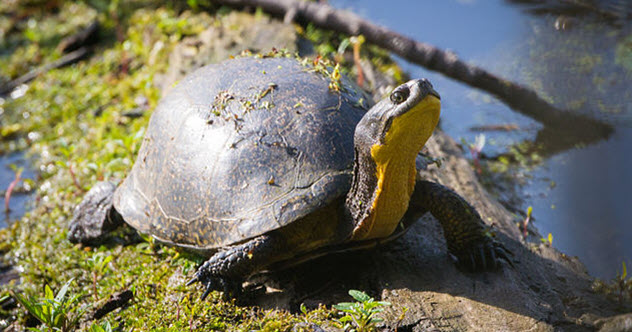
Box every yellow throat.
[351,95,441,240]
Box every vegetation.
[3,0,628,330]
[593,262,632,307]
[0,0,583,328]
[0,0,409,329]
[332,290,391,332]
[11,279,85,331]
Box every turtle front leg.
[68,181,125,245]
[187,234,283,300]
[407,180,511,271]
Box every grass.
[11,278,86,331]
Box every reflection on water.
[332,0,632,279]
[0,153,34,228]
[527,128,632,279]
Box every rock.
[291,322,328,332]
[595,313,632,332]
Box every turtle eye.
[390,88,409,104]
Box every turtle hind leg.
[187,234,285,301]
[68,181,125,245]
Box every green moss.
[299,23,406,91]
[0,0,416,328]
[1,2,341,330]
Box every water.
[0,153,34,228]
[331,0,632,279]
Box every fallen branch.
[0,47,91,96]
[209,0,613,142]
[470,124,520,132]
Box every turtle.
[68,56,507,299]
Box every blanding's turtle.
[69,56,506,299]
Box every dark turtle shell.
[113,56,369,250]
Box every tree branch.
[210,0,613,142]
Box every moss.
[0,2,349,330]
[299,23,406,90]
[0,0,419,328]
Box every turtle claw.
[457,240,513,272]
[186,261,242,300]
[185,275,199,287]
[201,285,214,301]
[492,241,514,268]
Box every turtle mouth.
[427,84,440,100]
[414,78,440,99]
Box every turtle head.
[345,79,441,240]
[354,79,441,156]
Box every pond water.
[331,0,632,279]
[0,152,35,228]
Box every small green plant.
[616,261,632,304]
[540,233,553,247]
[592,261,632,305]
[521,206,533,237]
[83,253,113,301]
[11,279,86,332]
[333,290,391,332]
[299,302,309,320]
[461,134,486,174]
[88,320,115,332]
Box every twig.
[350,36,364,88]
[209,0,613,141]
[0,47,91,95]
[68,164,84,192]
[92,272,99,301]
[90,290,133,320]
[56,20,100,54]
[521,206,533,238]
[4,169,23,213]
